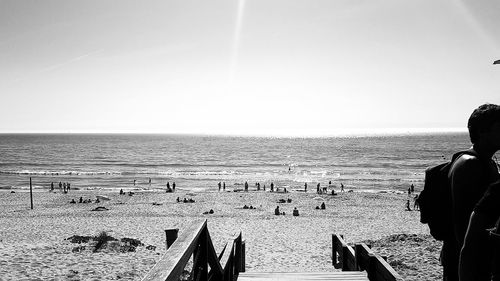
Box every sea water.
[0,133,484,193]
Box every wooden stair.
[238,271,369,281]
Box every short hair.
[467,104,500,144]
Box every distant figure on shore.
[167,182,170,190]
[274,206,280,215]
[223,182,225,191]
[270,182,274,192]
[244,181,249,192]
[59,182,62,190]
[410,184,414,193]
[50,182,54,192]
[340,183,344,192]
[120,189,124,195]
[149,178,151,186]
[218,182,221,191]
[321,202,326,209]
[293,207,299,216]
[405,200,412,211]
[172,182,176,191]
[257,182,260,191]
[79,197,83,203]
[134,179,136,186]
[63,182,67,193]
[70,199,76,204]
[413,194,420,210]
[304,182,307,192]
[263,184,266,191]
[331,189,336,196]
[67,183,70,191]
[288,166,291,172]
[317,183,320,194]
[329,181,332,186]
[407,187,411,196]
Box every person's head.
[468,104,500,146]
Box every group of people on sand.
[165,182,176,193]
[274,205,300,216]
[405,184,420,211]
[50,181,71,193]
[119,189,134,196]
[176,197,195,203]
[70,197,98,204]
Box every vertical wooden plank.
[241,241,246,273]
[165,228,179,250]
[235,233,242,273]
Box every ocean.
[0,133,484,193]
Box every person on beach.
[63,182,67,193]
[413,194,420,210]
[321,202,326,209]
[172,182,176,191]
[442,104,500,281]
[304,182,307,192]
[244,181,248,192]
[411,184,415,193]
[405,200,412,211]
[134,179,136,186]
[274,206,280,215]
[59,182,62,190]
[149,178,151,186]
[218,182,221,191]
[270,182,274,192]
[223,182,225,191]
[67,182,70,191]
[317,183,320,194]
[341,183,344,192]
[459,180,500,281]
[293,207,299,216]
[50,182,54,192]
[167,182,170,190]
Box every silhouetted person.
[79,197,83,203]
[59,182,62,190]
[274,206,280,215]
[244,181,248,192]
[443,104,500,281]
[172,182,176,191]
[406,200,412,211]
[321,202,326,209]
[50,182,54,191]
[149,178,151,186]
[410,184,415,193]
[460,180,500,281]
[304,182,307,192]
[133,179,136,186]
[223,182,225,190]
[167,182,170,190]
[293,207,299,216]
[414,194,420,210]
[317,183,320,194]
[270,182,274,192]
[218,182,221,191]
[341,183,344,192]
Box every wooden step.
[238,271,369,281]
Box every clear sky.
[1,0,499,136]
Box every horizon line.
[0,127,468,138]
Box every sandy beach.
[0,188,441,281]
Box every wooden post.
[30,177,33,210]
[165,228,179,250]
[235,233,242,273]
[241,240,246,272]
[193,228,208,281]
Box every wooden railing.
[332,234,403,281]
[142,220,245,281]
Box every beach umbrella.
[494,60,500,65]
[313,196,324,201]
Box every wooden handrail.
[333,234,403,281]
[142,220,244,281]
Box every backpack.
[418,150,478,241]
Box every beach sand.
[0,189,441,280]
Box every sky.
[0,0,499,136]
